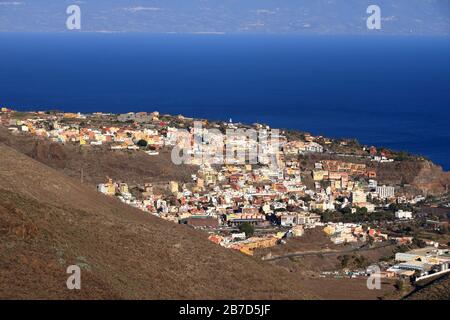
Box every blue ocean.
[0,33,449,170]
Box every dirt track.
[263,242,394,261]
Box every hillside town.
[1,107,449,285]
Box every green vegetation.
[299,195,312,202]
[379,254,394,262]
[438,224,448,235]
[239,222,255,237]
[388,203,413,212]
[393,151,412,161]
[395,279,405,291]
[338,254,351,268]
[412,237,427,248]
[338,254,369,269]
[367,236,375,247]
[321,208,395,223]
[10,111,34,120]
[136,139,148,148]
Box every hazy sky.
[0,0,449,34]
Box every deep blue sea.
[0,33,449,170]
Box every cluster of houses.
[3,111,168,152]
[323,223,364,244]
[322,222,390,244]
[95,173,324,255]
[1,109,424,256]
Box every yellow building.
[236,237,279,255]
[313,170,328,181]
[197,178,205,189]
[351,190,367,203]
[64,113,78,119]
[330,180,342,189]
[169,181,179,194]
[119,183,129,194]
[98,179,116,196]
[323,225,335,236]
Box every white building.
[376,185,395,199]
[351,190,367,203]
[395,210,413,220]
[368,179,377,189]
[305,142,324,153]
[96,184,108,194]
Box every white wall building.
[395,210,413,219]
[376,185,395,199]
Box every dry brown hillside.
[0,126,197,186]
[405,274,450,300]
[376,160,450,195]
[0,143,315,300]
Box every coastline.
[6,106,450,173]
